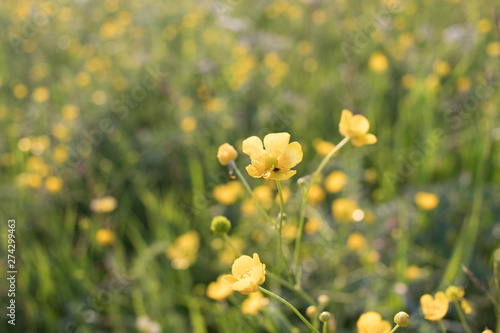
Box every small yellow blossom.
[180,116,197,133]
[313,138,336,156]
[96,228,114,246]
[445,286,465,301]
[421,292,449,321]
[433,60,451,77]
[242,291,267,314]
[217,143,238,166]
[166,231,200,270]
[461,299,472,314]
[213,181,242,205]
[332,198,359,223]
[282,224,297,240]
[304,218,322,234]
[357,311,391,333]
[325,171,347,193]
[487,42,500,57]
[347,233,366,253]
[274,186,291,205]
[339,110,377,147]
[307,184,326,204]
[414,191,439,210]
[206,275,233,300]
[90,196,118,213]
[242,132,303,180]
[369,52,389,73]
[477,19,492,33]
[241,198,258,216]
[33,87,50,102]
[45,176,63,193]
[223,253,266,294]
[253,185,274,209]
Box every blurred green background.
[1,0,499,332]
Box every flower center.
[265,156,279,171]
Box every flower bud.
[394,311,410,327]
[217,143,238,166]
[210,216,231,235]
[319,311,331,322]
[482,329,493,333]
[445,286,464,301]
[306,306,317,318]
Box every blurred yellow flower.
[332,198,359,223]
[477,19,492,33]
[166,231,200,270]
[96,228,115,246]
[180,117,197,133]
[347,233,366,253]
[433,60,451,77]
[62,104,80,120]
[217,143,238,166]
[242,291,267,314]
[487,42,500,57]
[92,90,107,105]
[90,196,118,213]
[482,330,493,333]
[339,110,377,147]
[405,265,423,281]
[243,133,303,180]
[241,198,258,216]
[311,10,326,24]
[45,176,63,193]
[369,52,388,73]
[313,138,336,156]
[13,84,28,99]
[357,311,391,333]
[304,218,322,234]
[206,275,233,300]
[414,191,439,210]
[223,253,266,294]
[33,87,50,102]
[425,74,441,92]
[445,286,464,301]
[213,181,242,205]
[456,76,471,92]
[307,184,326,204]
[421,292,449,321]
[282,224,297,240]
[54,145,68,163]
[274,186,291,205]
[461,299,472,314]
[325,170,347,193]
[402,74,415,89]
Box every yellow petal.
[242,136,264,160]
[349,114,370,136]
[232,255,254,277]
[231,278,255,294]
[246,164,263,178]
[420,294,433,307]
[266,170,296,180]
[339,109,353,137]
[263,132,290,155]
[252,253,262,266]
[222,274,238,284]
[281,141,303,168]
[435,291,449,303]
[351,133,378,147]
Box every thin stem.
[275,180,290,279]
[322,322,328,333]
[294,137,350,287]
[389,324,400,333]
[258,286,320,333]
[454,300,472,333]
[266,271,316,306]
[439,320,447,333]
[222,234,241,256]
[232,162,277,227]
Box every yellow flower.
[217,143,238,165]
[347,233,366,253]
[304,218,322,234]
[242,133,303,180]
[223,253,266,294]
[460,299,472,314]
[445,286,465,301]
[357,311,391,333]
[96,228,115,246]
[420,292,449,322]
[253,185,274,209]
[213,181,243,205]
[45,176,63,193]
[206,275,233,300]
[90,196,118,213]
[332,198,359,223]
[339,110,377,147]
[307,184,326,204]
[414,192,439,210]
[482,329,493,333]
[166,231,200,270]
[241,291,267,314]
[313,138,336,156]
[324,171,347,193]
[369,52,389,73]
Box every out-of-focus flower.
[325,171,347,193]
[206,275,233,300]
[253,185,274,209]
[332,198,359,223]
[414,192,439,210]
[136,316,161,333]
[347,233,366,253]
[213,181,242,205]
[180,116,197,133]
[242,132,303,180]
[210,216,231,235]
[433,60,451,76]
[357,312,391,333]
[421,292,449,321]
[274,186,291,205]
[482,329,493,333]
[306,305,317,318]
[369,52,388,73]
[477,19,492,33]
[96,228,114,246]
[461,299,472,314]
[313,138,335,156]
[45,176,63,193]
[282,224,297,240]
[241,198,258,216]
[33,87,50,102]
[307,184,325,204]
[339,110,377,147]
[217,143,238,166]
[241,291,267,314]
[456,77,471,92]
[166,231,200,270]
[487,42,500,57]
[223,253,266,294]
[445,286,465,301]
[304,218,322,234]
[90,196,118,213]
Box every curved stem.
[453,300,472,333]
[232,163,277,227]
[266,271,316,306]
[222,234,241,256]
[439,320,447,333]
[258,286,320,333]
[389,324,400,333]
[294,137,350,287]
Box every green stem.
[275,180,290,280]
[454,300,472,333]
[266,271,316,306]
[258,286,320,333]
[322,322,328,333]
[232,163,277,227]
[294,137,350,287]
[439,320,447,333]
[389,324,400,333]
[222,234,241,256]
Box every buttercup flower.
[206,275,233,300]
[242,132,303,180]
[445,286,465,301]
[96,228,115,246]
[414,191,439,210]
[339,110,377,147]
[357,311,391,333]
[241,291,267,314]
[223,253,266,294]
[394,312,410,327]
[217,143,238,165]
[332,198,359,223]
[420,291,449,321]
[90,196,118,213]
[213,181,242,205]
[166,231,200,270]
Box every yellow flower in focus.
[213,181,242,205]
[242,291,267,314]
[206,275,233,300]
[217,143,238,166]
[242,133,303,180]
[339,110,377,147]
[90,196,118,213]
[325,171,347,193]
[313,138,336,156]
[307,184,326,204]
[357,311,391,333]
[45,176,63,193]
[332,198,359,223]
[347,233,366,253]
[414,191,439,210]
[223,253,266,294]
[166,231,200,270]
[369,52,389,73]
[421,292,449,321]
[96,228,115,246]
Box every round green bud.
[394,311,410,327]
[210,216,231,235]
[319,311,331,323]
